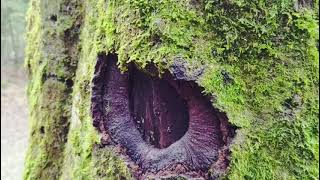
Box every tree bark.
[24,0,319,180]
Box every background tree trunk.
[24,0,319,179]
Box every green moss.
[92,147,132,179]
[59,1,132,179]
[24,79,70,179]
[108,0,318,179]
[24,0,84,179]
[25,0,318,179]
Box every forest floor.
[1,65,29,180]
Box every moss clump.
[60,1,132,179]
[24,0,83,179]
[92,147,132,179]
[25,0,318,179]
[24,79,70,179]
[107,0,318,179]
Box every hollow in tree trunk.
[24,0,319,179]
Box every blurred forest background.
[1,0,30,179]
[1,0,28,64]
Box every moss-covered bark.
[24,0,319,179]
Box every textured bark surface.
[24,0,319,179]
[91,53,236,178]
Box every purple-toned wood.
[91,53,236,179]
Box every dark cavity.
[91,53,236,178]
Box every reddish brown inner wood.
[129,67,189,149]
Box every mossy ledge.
[24,0,319,179]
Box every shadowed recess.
[91,53,236,178]
[129,62,189,149]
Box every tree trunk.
[24,0,319,179]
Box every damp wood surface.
[91,53,236,178]
[24,0,319,180]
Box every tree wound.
[91,53,236,179]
